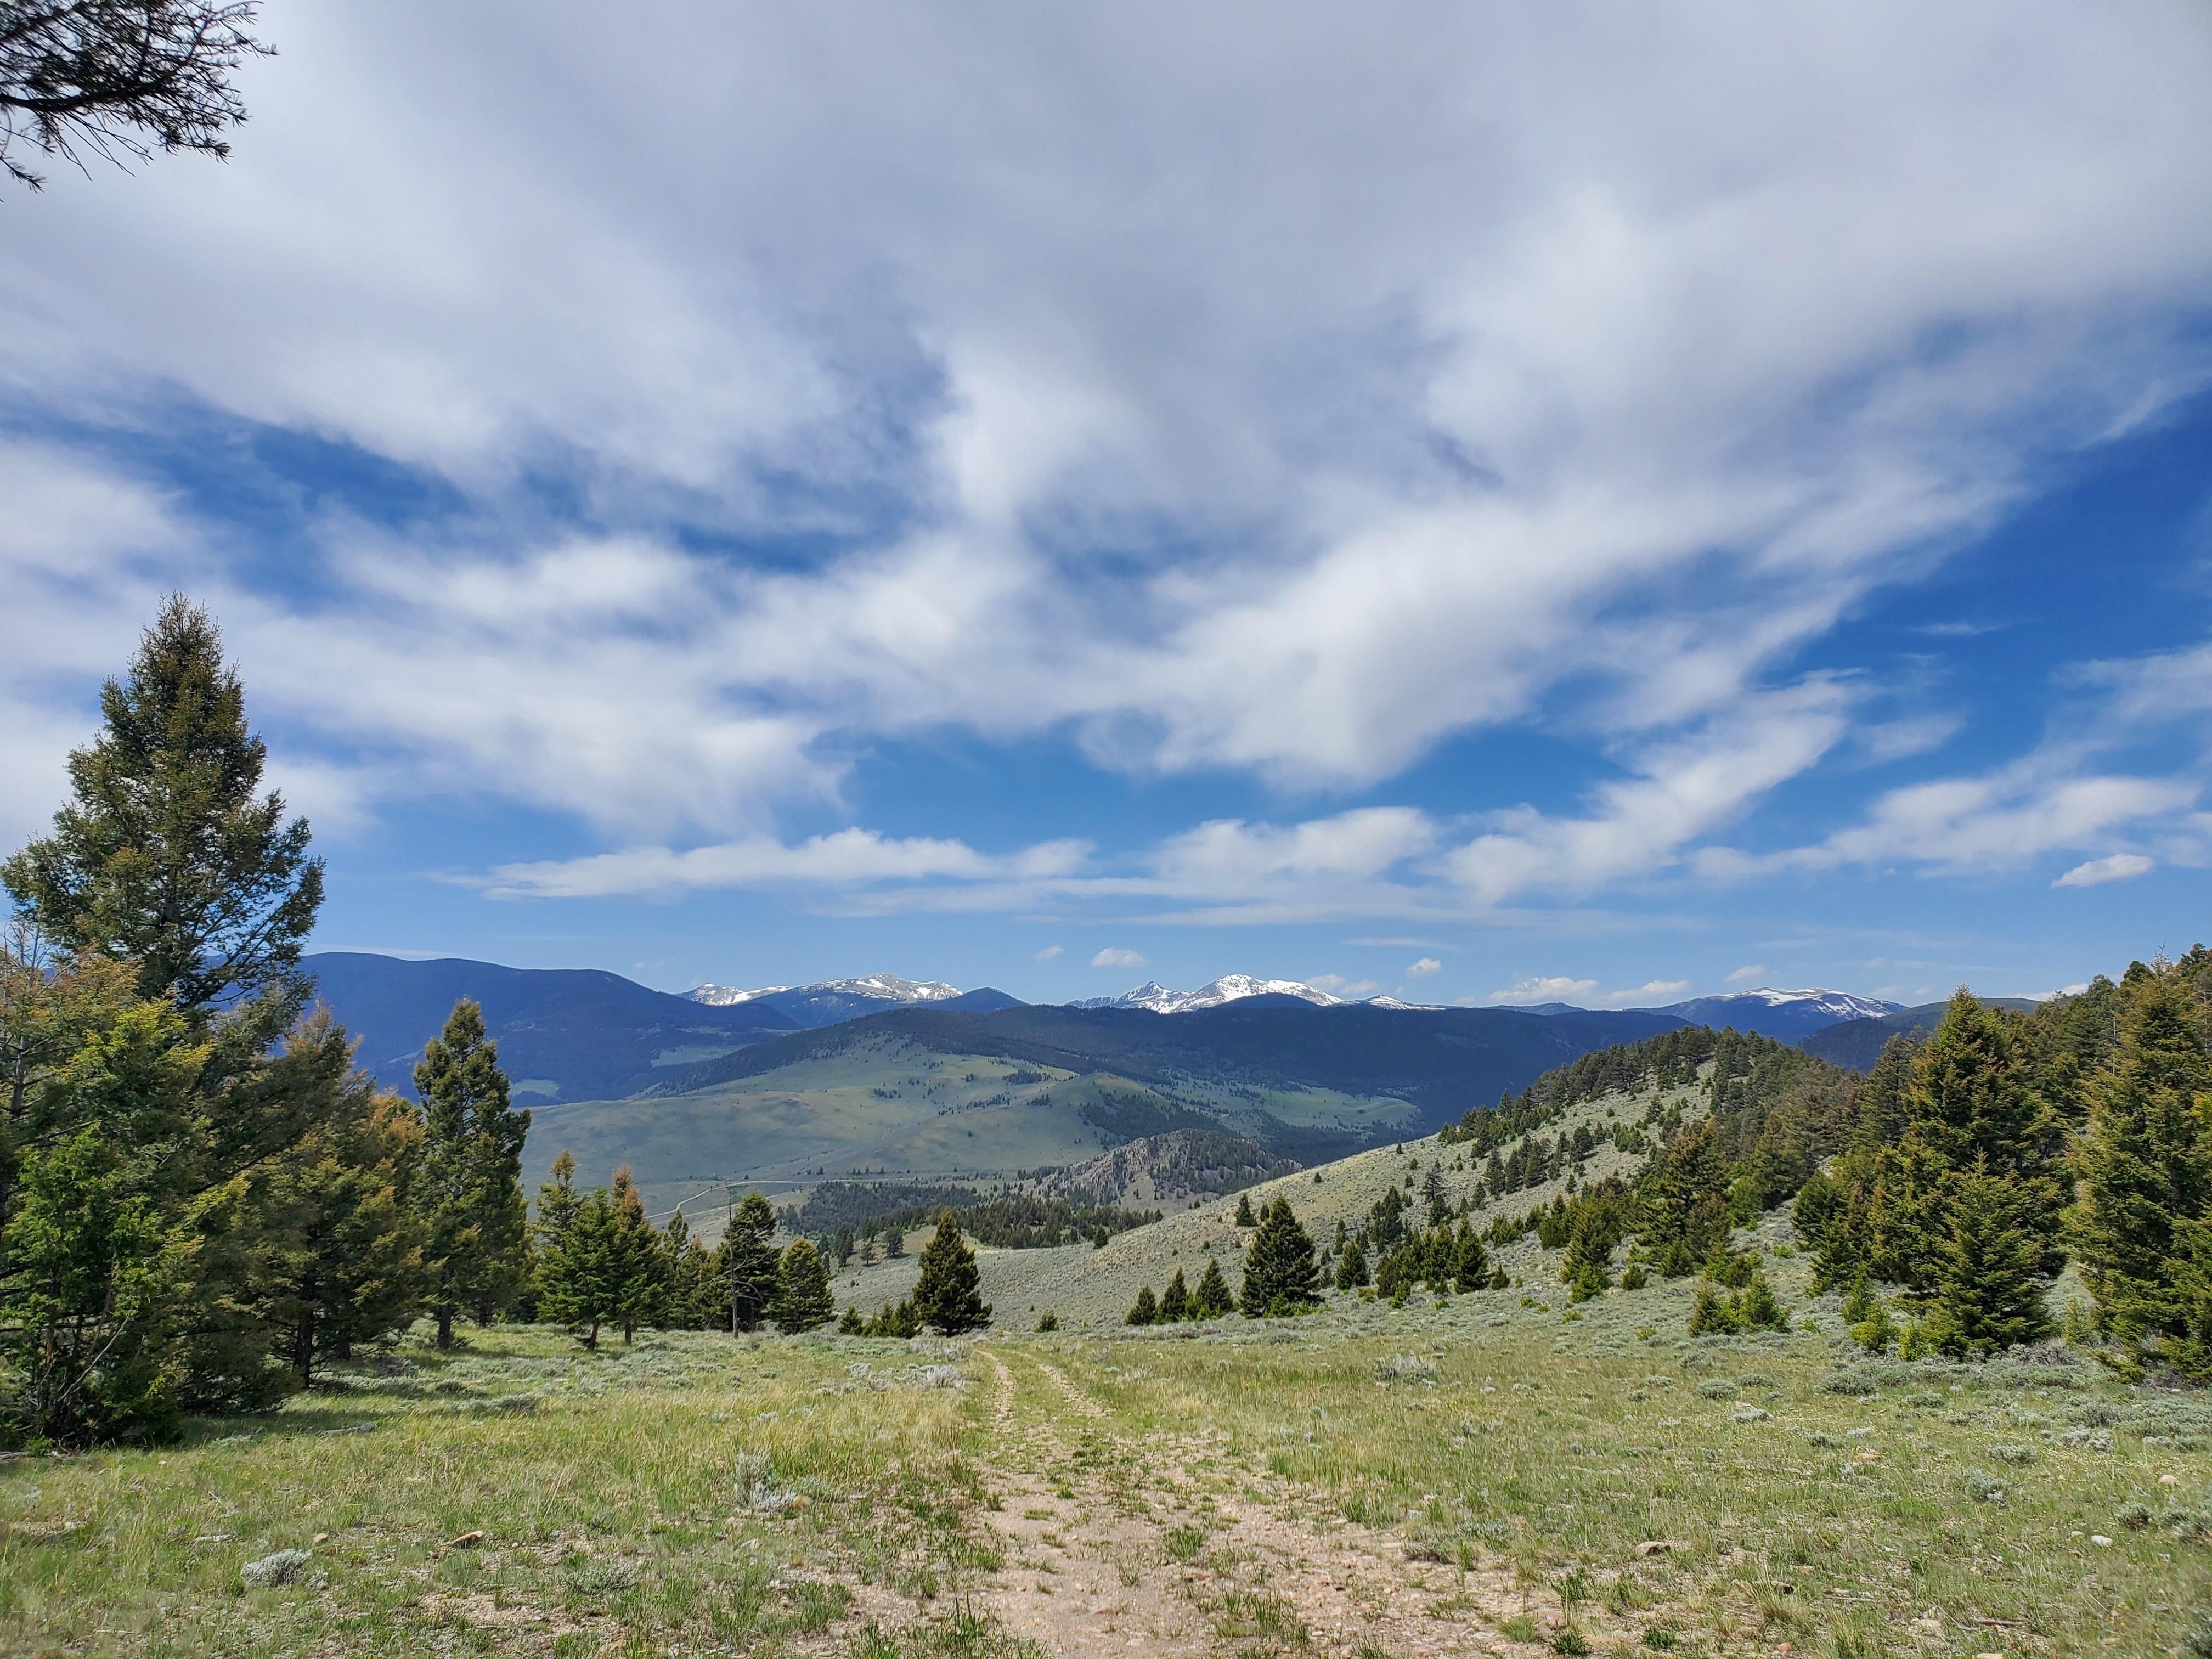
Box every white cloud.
[1405,956,1443,978]
[1034,944,1064,961]
[1091,947,1146,969]
[1487,975,1597,1006]
[4,6,2209,857]
[1444,682,1852,903]
[475,828,1088,900]
[1310,974,1380,997]
[1603,979,1690,1005]
[1724,964,1767,984]
[2053,853,2155,888]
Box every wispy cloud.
[1034,944,1064,961]
[1310,974,1380,997]
[1090,947,1146,969]
[1487,975,1597,1006]
[1405,957,1443,978]
[1725,964,1767,984]
[1603,979,1690,1006]
[2053,853,2154,888]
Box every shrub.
[241,1549,313,1589]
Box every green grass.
[9,1212,2212,1656]
[1031,1301,2212,1656]
[0,1327,1000,1657]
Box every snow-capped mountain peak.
[1691,988,1903,1022]
[686,983,790,1006]
[1073,974,1345,1014]
[687,973,959,1008]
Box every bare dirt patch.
[967,1346,1653,1657]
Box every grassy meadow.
[5,1251,2208,1658]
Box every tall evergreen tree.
[538,1183,618,1349]
[1239,1196,1321,1317]
[1126,1284,1158,1325]
[2,601,349,1420]
[911,1211,991,1334]
[413,998,530,1347]
[1335,1234,1370,1290]
[0,949,207,1446]
[607,1166,664,1342]
[1422,1163,1449,1227]
[1192,1257,1233,1318]
[1158,1267,1189,1322]
[770,1238,833,1333]
[2068,967,2212,1368]
[715,1192,779,1333]
[255,1012,424,1386]
[1639,1115,1729,1273]
[661,1209,725,1329]
[1,598,322,1047]
[1918,1166,2050,1358]
[1452,1223,1489,1292]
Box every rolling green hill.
[526,1000,1690,1215]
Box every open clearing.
[3,1286,2207,1658]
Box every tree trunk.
[582,1317,599,1351]
[435,1304,454,1350]
[292,1269,317,1390]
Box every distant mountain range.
[303,953,798,1101]
[1070,975,1899,1038]
[1632,988,1903,1039]
[304,951,1920,1127]
[684,972,1019,1029]
[1071,974,1345,1014]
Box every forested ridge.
[1318,972,2212,1370]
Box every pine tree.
[1192,1257,1233,1318]
[413,998,530,1348]
[2068,970,2212,1366]
[770,1238,833,1333]
[0,949,207,1445]
[1423,1164,1449,1227]
[255,1012,424,1387]
[1234,1192,1257,1226]
[1158,1268,1189,1321]
[911,1211,991,1334]
[1735,1268,1789,1331]
[661,1209,724,1329]
[0,602,365,1421]
[1921,1166,2049,1358]
[1239,1197,1321,1317]
[539,1184,618,1348]
[607,1167,664,1342]
[1335,1234,1370,1290]
[1639,1116,1729,1268]
[1126,1285,1158,1325]
[716,1193,779,1333]
[2,599,323,1045]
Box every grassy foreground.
[2,1300,2208,1658]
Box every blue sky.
[4,4,2209,1009]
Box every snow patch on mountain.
[1073,974,1346,1014]
[687,973,960,1008]
[1652,988,1903,1023]
[687,983,791,1006]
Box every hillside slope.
[305,952,796,1100]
